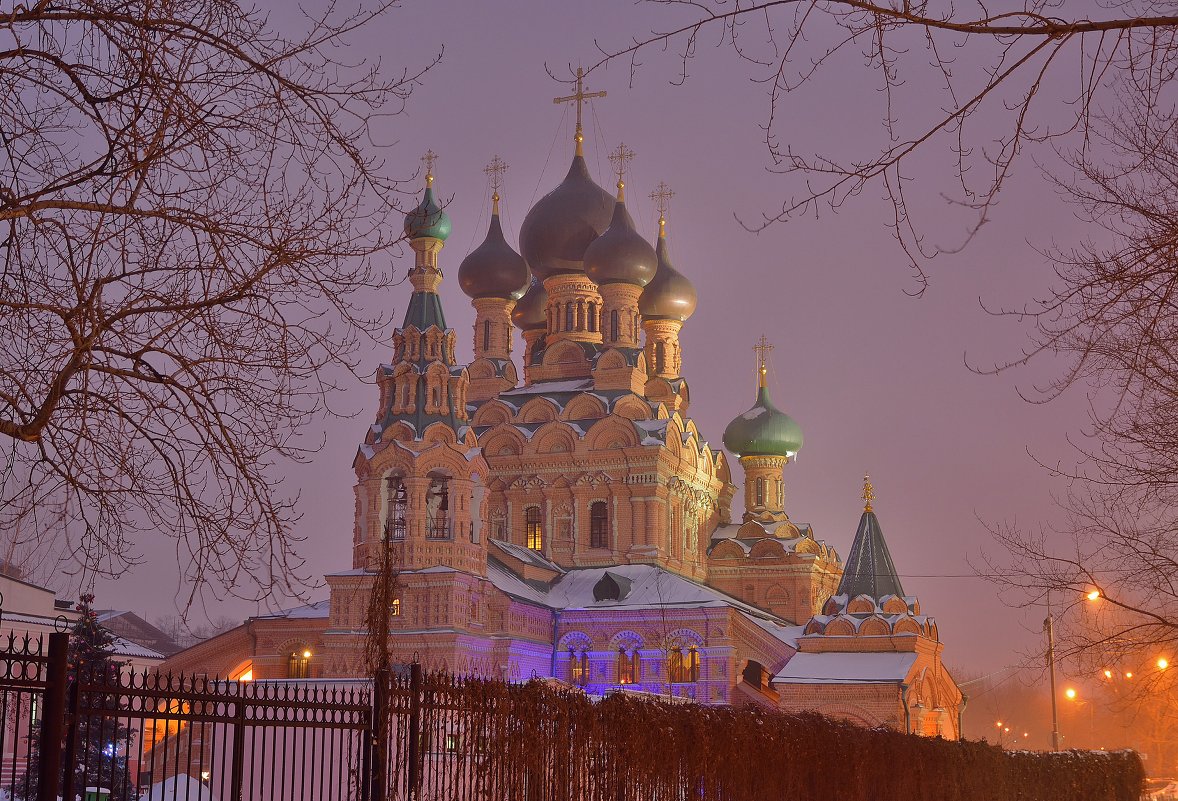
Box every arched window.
[587,302,597,332]
[669,646,701,683]
[483,319,491,351]
[419,333,427,357]
[669,510,678,557]
[427,476,450,539]
[548,305,555,332]
[755,477,765,507]
[617,649,639,685]
[565,303,575,331]
[590,501,609,549]
[610,309,619,342]
[776,478,783,507]
[570,650,589,685]
[431,387,440,408]
[655,341,667,374]
[287,649,311,679]
[386,478,407,541]
[525,506,543,551]
[576,302,585,331]
[401,384,410,408]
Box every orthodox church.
[165,90,963,738]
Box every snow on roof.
[254,599,330,620]
[489,540,565,574]
[485,560,552,606]
[502,379,595,396]
[548,564,771,619]
[773,651,918,684]
[109,635,165,661]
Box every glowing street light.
[1065,687,1077,700]
[1103,669,1113,679]
[1126,671,1134,679]
[1159,658,1169,670]
[303,649,312,659]
[1087,589,1101,601]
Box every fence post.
[229,690,247,801]
[36,632,68,801]
[367,668,389,801]
[407,662,421,801]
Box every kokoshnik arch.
[165,86,964,737]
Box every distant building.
[164,100,962,736]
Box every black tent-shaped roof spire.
[836,475,906,600]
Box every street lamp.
[1065,687,1077,700]
[1158,657,1169,670]
[1087,590,1101,601]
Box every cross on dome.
[753,334,774,389]
[553,67,607,155]
[650,181,674,232]
[608,142,635,186]
[484,155,508,211]
[421,149,438,186]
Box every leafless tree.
[0,0,438,605]
[595,0,1178,292]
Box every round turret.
[584,187,658,287]
[404,181,452,242]
[723,386,804,458]
[458,206,530,300]
[519,155,613,280]
[639,227,697,321]
[511,277,548,330]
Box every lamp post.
[1045,594,1061,751]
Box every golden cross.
[650,181,674,234]
[862,473,876,512]
[483,155,508,194]
[484,155,508,212]
[753,335,774,388]
[650,181,674,217]
[421,149,438,185]
[553,67,607,153]
[607,142,635,188]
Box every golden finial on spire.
[421,149,438,186]
[483,155,508,214]
[650,181,674,236]
[607,142,635,199]
[862,473,876,512]
[553,67,607,157]
[753,334,774,390]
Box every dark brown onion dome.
[583,191,658,287]
[458,208,530,300]
[511,277,548,330]
[519,155,614,280]
[639,226,697,321]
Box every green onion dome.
[404,180,452,242]
[639,223,697,321]
[722,386,804,458]
[519,154,614,280]
[584,186,658,287]
[511,277,548,331]
[458,203,530,300]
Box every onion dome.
[639,220,698,321]
[403,176,452,242]
[519,154,614,280]
[458,198,530,300]
[723,384,804,458]
[511,277,548,331]
[584,183,658,287]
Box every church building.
[165,86,963,737]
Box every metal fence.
[6,631,371,801]
[0,629,1146,801]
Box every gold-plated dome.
[518,155,613,280]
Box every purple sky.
[92,0,1103,686]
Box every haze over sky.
[91,0,1104,683]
